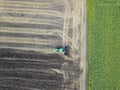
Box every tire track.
[62,0,87,90]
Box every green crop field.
[87,0,120,90]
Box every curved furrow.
[0,32,61,40]
[1,0,64,8]
[0,71,63,82]
[0,69,63,76]
[0,84,42,90]
[0,0,65,12]
[0,37,52,44]
[0,74,63,83]
[0,79,62,87]
[0,42,55,51]
[5,0,60,2]
[0,47,61,53]
[0,29,61,36]
[0,15,63,25]
[0,48,64,61]
[0,59,62,69]
[0,27,62,34]
[0,57,64,63]
[1,4,66,14]
[0,22,63,29]
[0,18,63,28]
[0,84,62,90]
[0,13,64,22]
[0,77,63,89]
[0,7,64,17]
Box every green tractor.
[55,46,70,55]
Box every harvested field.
[0,0,87,90]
